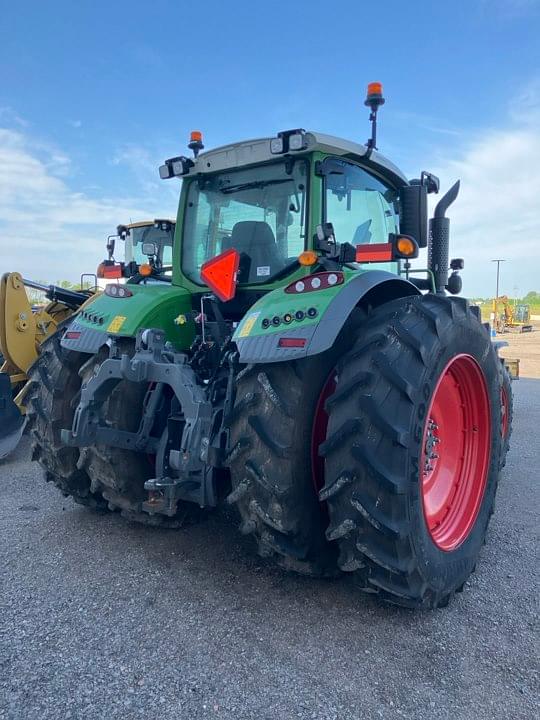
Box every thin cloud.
[416,108,540,296]
[0,127,172,283]
[0,106,28,128]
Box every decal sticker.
[238,311,260,338]
[256,266,271,277]
[107,315,127,333]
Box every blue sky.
[1,0,539,296]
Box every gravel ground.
[498,322,540,379]
[1,380,538,720]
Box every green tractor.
[27,84,511,608]
[96,218,175,286]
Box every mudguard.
[60,283,196,355]
[233,269,420,363]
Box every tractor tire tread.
[323,294,502,609]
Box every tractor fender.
[60,284,196,355]
[60,319,111,355]
[235,270,420,364]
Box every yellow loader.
[0,274,95,458]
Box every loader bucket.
[0,372,25,459]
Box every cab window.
[322,157,399,270]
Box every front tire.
[321,295,502,608]
[26,331,107,510]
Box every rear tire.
[499,360,513,469]
[321,295,502,608]
[227,319,361,575]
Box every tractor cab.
[161,95,445,312]
[96,219,175,287]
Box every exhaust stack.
[428,181,460,294]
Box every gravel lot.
[1,379,538,720]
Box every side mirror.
[399,183,428,248]
[106,235,116,260]
[142,242,158,257]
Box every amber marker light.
[139,263,153,277]
[298,250,318,266]
[367,81,383,97]
[396,236,417,256]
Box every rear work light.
[105,284,133,298]
[284,271,344,294]
[355,243,393,263]
[278,337,307,348]
[159,155,194,179]
[270,128,308,154]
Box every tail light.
[284,272,344,294]
[105,285,133,298]
[278,338,307,348]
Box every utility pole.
[491,259,506,335]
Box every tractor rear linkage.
[61,328,233,515]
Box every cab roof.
[125,219,175,230]
[187,131,408,186]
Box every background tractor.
[26,84,512,608]
[0,218,174,459]
[96,218,175,287]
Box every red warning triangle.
[200,248,240,302]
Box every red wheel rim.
[421,354,491,552]
[311,370,337,494]
[501,385,509,440]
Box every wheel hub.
[423,418,440,475]
[421,354,491,552]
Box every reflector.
[278,337,306,348]
[103,264,123,279]
[200,248,240,302]
[356,243,393,262]
[97,262,123,279]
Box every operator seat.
[225,221,282,282]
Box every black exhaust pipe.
[428,180,460,294]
